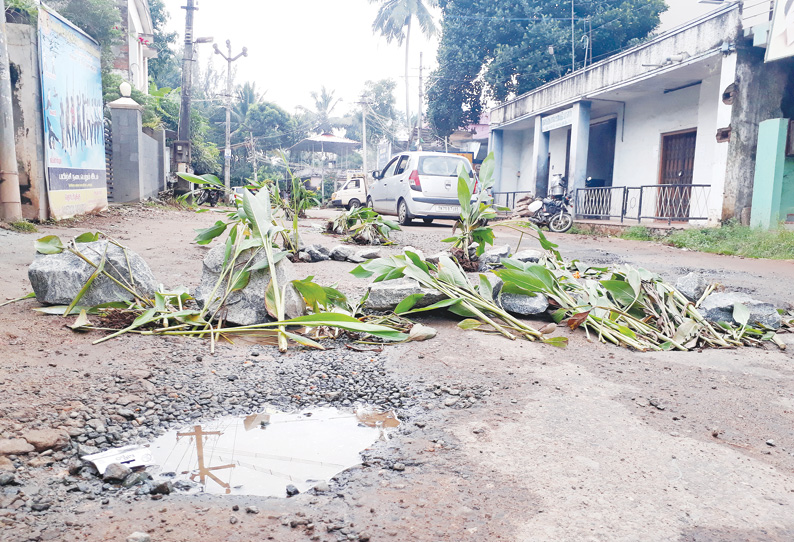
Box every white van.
[331,176,368,210]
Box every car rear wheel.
[348,199,361,210]
[366,197,374,209]
[398,200,412,225]
[422,218,434,224]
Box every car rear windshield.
[418,156,473,177]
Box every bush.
[664,220,794,259]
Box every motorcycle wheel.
[195,190,208,206]
[549,212,573,233]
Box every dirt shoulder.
[1,206,793,542]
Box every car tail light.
[472,174,478,194]
[409,170,422,191]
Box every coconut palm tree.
[369,0,436,146]
[301,86,343,134]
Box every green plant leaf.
[458,319,482,330]
[35,235,65,254]
[404,251,429,273]
[398,297,461,315]
[75,232,100,243]
[394,293,425,315]
[195,221,228,245]
[541,336,569,348]
[282,330,325,350]
[437,255,470,289]
[457,174,472,216]
[600,280,637,307]
[280,313,409,342]
[230,271,251,291]
[248,250,287,272]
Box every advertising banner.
[766,0,794,62]
[38,6,108,219]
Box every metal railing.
[575,184,711,223]
[492,191,534,210]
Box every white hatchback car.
[367,152,477,225]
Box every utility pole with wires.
[571,0,576,71]
[0,0,22,221]
[214,40,247,190]
[356,96,374,196]
[248,131,258,185]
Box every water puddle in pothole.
[142,407,400,497]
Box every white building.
[112,0,156,93]
[488,1,792,225]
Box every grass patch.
[619,226,657,241]
[9,220,38,233]
[664,221,794,259]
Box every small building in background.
[112,0,156,93]
[488,1,794,227]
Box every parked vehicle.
[228,186,246,204]
[195,186,222,207]
[367,151,481,225]
[331,176,367,210]
[523,176,573,232]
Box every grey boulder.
[676,272,709,302]
[365,278,446,311]
[298,244,331,262]
[478,245,511,272]
[330,245,364,263]
[499,292,549,316]
[194,244,305,326]
[331,245,355,261]
[28,240,158,306]
[512,249,543,263]
[357,248,381,260]
[699,292,781,329]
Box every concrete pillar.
[531,115,550,197]
[569,101,591,192]
[750,119,789,229]
[108,96,144,203]
[153,127,167,193]
[490,129,504,192]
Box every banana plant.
[443,153,507,261]
[351,251,563,346]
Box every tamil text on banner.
[38,6,108,219]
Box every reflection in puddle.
[147,407,400,497]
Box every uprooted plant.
[442,152,507,270]
[328,206,401,245]
[30,189,431,352]
[351,251,565,347]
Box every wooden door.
[657,130,697,219]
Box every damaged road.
[1,205,793,541]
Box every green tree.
[427,0,667,135]
[301,86,343,134]
[148,0,181,89]
[346,79,399,146]
[369,0,437,138]
[52,0,123,72]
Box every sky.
[160,0,721,118]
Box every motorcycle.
[195,186,222,207]
[517,174,574,232]
[523,192,574,232]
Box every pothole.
[86,407,401,498]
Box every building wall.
[499,131,524,193]
[7,24,47,222]
[723,45,794,222]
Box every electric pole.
[214,40,247,190]
[248,131,257,184]
[571,0,575,72]
[356,96,373,196]
[174,0,196,176]
[0,0,23,222]
[417,52,423,152]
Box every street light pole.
[214,40,247,190]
